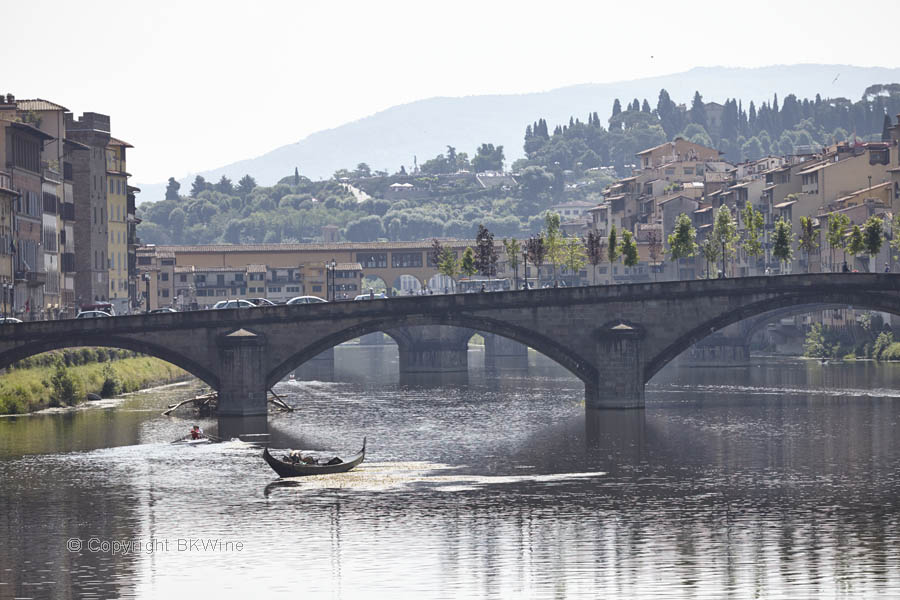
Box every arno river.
[1,345,899,599]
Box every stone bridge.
[1,273,898,415]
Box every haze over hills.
[136,64,900,203]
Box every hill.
[135,64,900,202]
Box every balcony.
[16,271,47,286]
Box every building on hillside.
[636,138,721,170]
[66,111,111,307]
[106,137,132,314]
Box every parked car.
[286,296,327,305]
[212,299,256,310]
[76,310,111,319]
[149,307,178,314]
[354,292,388,300]
[0,317,22,324]
[246,298,277,307]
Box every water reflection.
[1,353,900,598]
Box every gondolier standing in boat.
[190,425,204,440]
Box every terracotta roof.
[798,163,828,176]
[16,98,69,112]
[108,137,133,148]
[247,264,268,273]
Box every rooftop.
[152,240,481,254]
[16,98,69,112]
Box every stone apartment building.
[106,137,132,314]
[66,111,111,306]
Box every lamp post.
[143,273,150,313]
[522,246,528,290]
[328,259,336,301]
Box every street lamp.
[143,273,150,314]
[522,245,529,290]
[328,259,336,301]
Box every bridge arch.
[0,336,220,389]
[265,314,593,389]
[646,290,900,380]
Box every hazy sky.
[4,0,896,184]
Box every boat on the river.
[171,437,212,446]
[263,438,366,477]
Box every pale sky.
[4,0,897,184]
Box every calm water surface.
[1,347,899,599]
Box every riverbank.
[0,355,188,415]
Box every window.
[109,179,114,194]
[217,274,225,286]
[179,274,187,282]
[138,256,151,265]
[161,258,174,266]
[357,252,387,268]
[161,273,169,281]
[234,273,244,282]
[268,287,281,293]
[287,286,300,293]
[665,168,675,175]
[392,252,423,268]
[683,167,694,175]
[312,285,322,292]
[162,288,169,298]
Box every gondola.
[262,438,366,477]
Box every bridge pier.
[216,328,268,416]
[292,347,335,381]
[586,322,645,409]
[389,325,473,374]
[483,333,529,370]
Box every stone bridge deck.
[2,273,898,415]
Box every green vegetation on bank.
[802,312,900,361]
[0,350,187,415]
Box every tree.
[344,215,384,242]
[165,177,181,200]
[690,91,707,130]
[503,238,521,289]
[429,238,444,270]
[562,237,587,284]
[293,167,300,185]
[827,213,850,270]
[797,215,819,272]
[237,174,257,198]
[214,175,233,195]
[646,228,663,279]
[169,207,186,244]
[583,230,605,284]
[190,175,208,198]
[525,235,547,286]
[620,230,639,268]
[49,360,77,407]
[863,216,884,271]
[846,224,866,269]
[883,114,893,141]
[712,205,737,276]
[741,204,765,272]
[474,224,498,277]
[668,213,698,277]
[773,217,794,271]
[700,237,720,278]
[460,247,477,278]
[543,213,563,284]
[438,247,459,291]
[354,163,371,178]
[607,225,621,272]
[473,143,504,172]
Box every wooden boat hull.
[263,439,366,477]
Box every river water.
[1,347,899,599]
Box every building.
[66,112,111,306]
[635,138,721,170]
[106,137,133,314]
[0,170,16,315]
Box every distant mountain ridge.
[136,64,900,203]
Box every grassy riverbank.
[0,353,188,415]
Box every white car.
[354,293,388,300]
[150,307,178,314]
[212,299,256,310]
[0,317,22,324]
[246,298,277,307]
[286,296,327,305]
[76,310,111,319]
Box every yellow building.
[106,138,132,313]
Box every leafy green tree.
[460,247,477,278]
[607,225,621,272]
[49,360,77,407]
[214,175,233,194]
[700,237,720,278]
[741,204,765,272]
[668,213,698,265]
[646,228,663,278]
[620,230,639,268]
[169,207,185,244]
[525,235,547,286]
[165,177,181,200]
[190,175,208,198]
[712,205,737,276]
[827,213,850,270]
[773,217,794,270]
[474,224,498,277]
[583,229,605,283]
[237,174,257,197]
[293,167,300,185]
[544,213,563,284]
[354,163,371,178]
[798,215,819,272]
[503,238,521,288]
[863,216,884,271]
[473,143,504,172]
[344,215,383,242]
[846,224,865,269]
[562,237,587,284]
[438,247,459,290]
